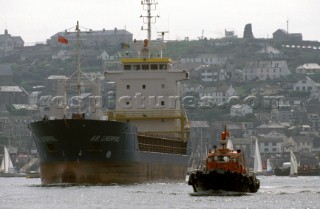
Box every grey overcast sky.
[1,0,319,44]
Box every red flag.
[58,35,68,44]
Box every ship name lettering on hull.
[39,136,58,142]
[90,135,120,142]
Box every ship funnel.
[220,125,229,146]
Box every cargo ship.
[29,1,190,185]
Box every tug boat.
[188,126,260,193]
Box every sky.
[1,0,320,44]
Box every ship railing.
[137,133,188,155]
[138,142,187,154]
[107,109,185,120]
[138,131,188,141]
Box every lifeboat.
[188,126,260,193]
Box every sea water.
[0,176,319,209]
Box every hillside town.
[1,22,320,172]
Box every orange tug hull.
[39,161,187,185]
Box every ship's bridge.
[121,58,172,71]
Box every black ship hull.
[29,119,189,185]
[188,170,260,193]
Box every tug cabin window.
[208,155,230,162]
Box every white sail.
[290,150,298,177]
[0,158,4,171]
[266,159,273,175]
[226,138,233,150]
[253,139,262,173]
[0,146,14,173]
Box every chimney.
[4,29,8,35]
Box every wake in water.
[189,190,248,196]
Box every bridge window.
[133,65,140,70]
[126,85,130,89]
[159,64,167,70]
[142,64,149,70]
[151,64,158,70]
[142,84,146,89]
[124,65,131,70]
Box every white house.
[293,77,320,100]
[258,131,288,154]
[0,29,24,57]
[243,60,290,81]
[97,51,110,61]
[271,103,292,123]
[255,44,283,59]
[296,63,320,74]
[199,85,236,104]
[293,77,320,94]
[230,104,253,117]
[182,83,204,94]
[200,68,227,82]
[181,54,230,66]
[289,136,313,152]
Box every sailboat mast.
[76,21,81,114]
[3,146,6,173]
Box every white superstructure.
[105,41,189,139]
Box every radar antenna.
[157,31,169,41]
[140,0,159,41]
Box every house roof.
[47,75,68,80]
[291,136,313,143]
[296,63,320,70]
[12,36,24,43]
[227,123,244,130]
[191,121,210,128]
[255,45,281,54]
[11,104,38,111]
[273,29,288,35]
[52,29,133,39]
[257,122,286,129]
[232,137,252,145]
[264,130,287,138]
[0,86,23,92]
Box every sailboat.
[253,139,263,175]
[227,137,234,150]
[186,127,206,182]
[266,159,273,175]
[0,146,15,177]
[290,150,298,177]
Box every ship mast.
[141,0,159,41]
[76,21,81,114]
